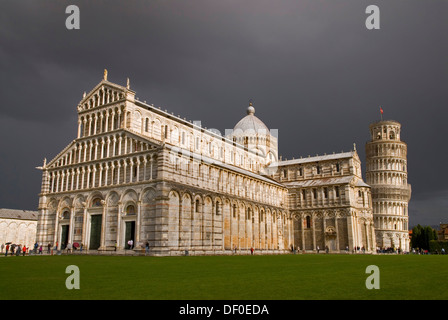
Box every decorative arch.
[73,194,86,209]
[58,196,72,211]
[171,126,179,144]
[87,191,104,207]
[214,196,223,215]
[193,194,203,213]
[47,198,59,214]
[120,189,138,204]
[180,192,192,248]
[168,190,181,248]
[106,191,120,207]
[141,187,156,204]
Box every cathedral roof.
[275,151,357,166]
[0,208,38,221]
[163,144,284,187]
[232,103,270,135]
[281,175,370,188]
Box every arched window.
[114,114,119,130]
[62,210,70,220]
[126,204,136,215]
[92,197,102,207]
[126,112,131,128]
[195,199,200,213]
[306,216,311,228]
[215,201,220,215]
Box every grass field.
[1,254,447,300]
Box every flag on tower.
[379,106,383,120]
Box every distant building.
[438,224,448,241]
[0,208,38,249]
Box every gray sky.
[0,0,447,227]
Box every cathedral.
[35,71,410,255]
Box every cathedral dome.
[233,103,269,135]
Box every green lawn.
[1,254,447,300]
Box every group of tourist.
[411,247,446,255]
[1,243,29,256]
[376,247,405,254]
[1,242,60,256]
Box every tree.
[411,225,422,249]
[411,225,437,251]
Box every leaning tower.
[365,120,411,252]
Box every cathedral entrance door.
[61,225,69,250]
[125,221,136,249]
[328,238,336,252]
[89,214,102,250]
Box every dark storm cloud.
[0,0,447,226]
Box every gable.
[45,129,162,169]
[76,80,135,113]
